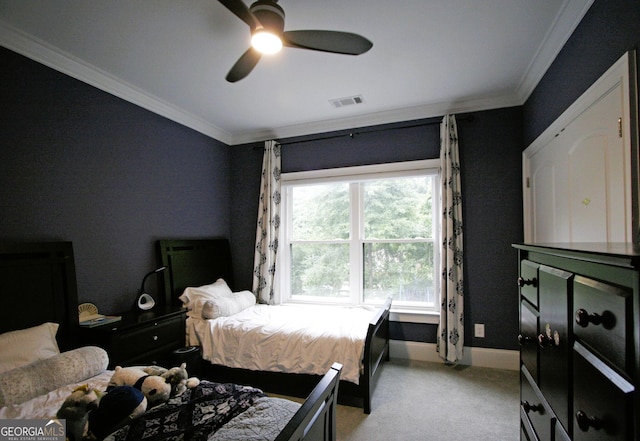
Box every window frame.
[277,159,441,313]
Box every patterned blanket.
[105,380,265,441]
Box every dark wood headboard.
[0,241,79,351]
[157,238,235,306]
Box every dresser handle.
[538,332,560,348]
[152,335,158,341]
[575,308,603,327]
[517,277,537,288]
[538,333,553,348]
[576,410,601,432]
[538,324,560,348]
[517,334,535,345]
[522,401,542,414]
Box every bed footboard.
[275,363,342,441]
[360,297,392,414]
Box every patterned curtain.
[252,140,282,304]
[437,114,464,364]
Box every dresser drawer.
[521,366,553,441]
[573,342,634,441]
[111,316,183,364]
[515,243,640,441]
[573,275,632,375]
[519,259,540,307]
[520,299,539,381]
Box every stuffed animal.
[88,386,147,439]
[56,384,102,441]
[108,366,171,407]
[143,363,200,397]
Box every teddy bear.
[107,366,171,407]
[87,385,147,440]
[56,384,102,441]
[143,363,200,397]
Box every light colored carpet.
[278,358,520,441]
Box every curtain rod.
[273,115,474,147]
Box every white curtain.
[437,114,464,364]
[252,140,282,304]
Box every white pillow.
[0,322,60,374]
[201,290,256,319]
[179,278,233,308]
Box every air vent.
[329,95,364,108]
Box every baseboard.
[389,340,519,371]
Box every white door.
[524,53,633,243]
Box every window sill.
[390,309,439,324]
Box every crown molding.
[230,93,522,145]
[2,0,593,147]
[515,0,595,103]
[0,20,233,145]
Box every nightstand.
[79,306,186,368]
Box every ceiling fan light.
[251,30,282,54]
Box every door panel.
[568,135,608,241]
[524,54,631,243]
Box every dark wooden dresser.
[513,243,639,441]
[79,305,186,368]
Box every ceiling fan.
[218,0,373,82]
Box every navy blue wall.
[0,47,231,313]
[524,0,640,145]
[230,108,524,350]
[7,0,635,352]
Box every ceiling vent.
[329,95,364,108]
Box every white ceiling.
[0,0,593,145]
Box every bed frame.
[276,362,341,441]
[0,241,79,351]
[157,238,391,414]
[0,241,341,441]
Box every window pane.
[363,242,435,304]
[363,176,432,239]
[292,183,349,240]
[291,243,350,298]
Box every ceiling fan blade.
[282,30,373,55]
[218,0,261,30]
[226,47,262,82]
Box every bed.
[0,241,342,441]
[157,238,391,414]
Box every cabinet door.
[538,264,572,432]
[523,53,632,243]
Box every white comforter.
[186,304,376,384]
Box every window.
[278,160,440,312]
